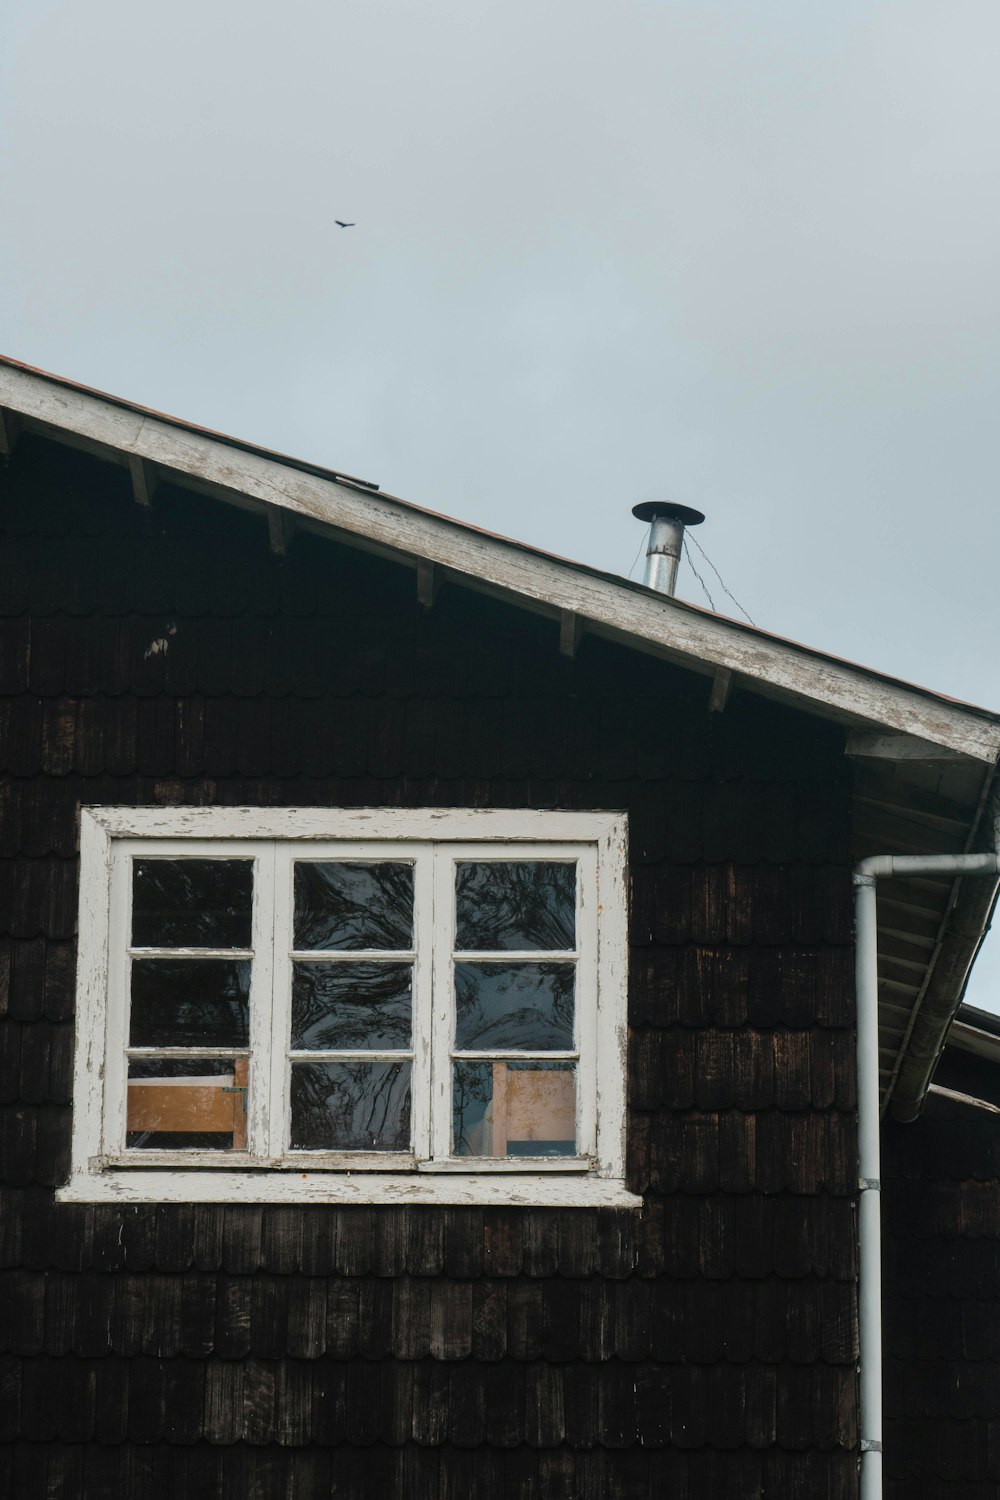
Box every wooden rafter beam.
[417,559,440,609]
[559,610,583,659]
[709,666,732,713]
[845,731,974,763]
[267,506,293,555]
[128,455,154,508]
[0,408,19,457]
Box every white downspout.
[853,849,1000,1500]
[853,866,883,1500]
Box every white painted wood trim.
[104,1150,419,1170]
[55,1171,642,1207]
[594,816,629,1177]
[84,806,626,841]
[574,845,599,1160]
[418,1155,592,1173]
[270,846,294,1154]
[247,847,275,1156]
[105,844,132,1155]
[66,807,630,1202]
[129,947,254,959]
[3,362,997,761]
[70,812,113,1175]
[430,846,457,1162]
[411,849,434,1160]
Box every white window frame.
[58,806,639,1207]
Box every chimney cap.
[632,501,705,526]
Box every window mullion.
[409,847,434,1162]
[264,842,290,1158]
[429,846,455,1162]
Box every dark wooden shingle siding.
[0,436,858,1498]
[883,1085,1000,1497]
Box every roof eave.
[878,755,1000,1121]
[3,358,998,763]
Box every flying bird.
[335,220,356,228]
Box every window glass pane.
[289,1060,411,1150]
[291,962,412,1050]
[132,859,253,948]
[294,863,414,951]
[126,1058,247,1150]
[129,959,251,1048]
[453,1061,576,1157]
[455,861,576,951]
[454,962,574,1050]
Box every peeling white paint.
[144,622,177,658]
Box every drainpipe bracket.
[853,873,877,889]
[860,1440,883,1454]
[859,1177,881,1192]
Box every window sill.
[55,1170,642,1207]
[101,1152,596,1173]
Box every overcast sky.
[3,1,1000,1005]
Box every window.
[59,808,637,1206]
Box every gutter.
[853,845,1000,1500]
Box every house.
[1,353,999,1498]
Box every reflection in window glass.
[454,962,574,1050]
[132,859,253,948]
[129,959,251,1048]
[290,1060,412,1150]
[291,962,412,1050]
[453,1061,576,1157]
[294,863,414,951]
[455,862,576,951]
[126,1057,247,1150]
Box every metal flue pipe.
[632,501,706,597]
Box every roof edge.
[3,355,999,762]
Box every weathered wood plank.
[267,506,292,555]
[0,407,18,456]
[709,666,732,713]
[56,1171,642,1206]
[128,455,154,508]
[558,610,582,658]
[416,559,439,609]
[82,805,626,841]
[846,732,975,762]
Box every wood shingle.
[0,425,939,1495]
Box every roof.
[2,352,998,1118]
[3,353,998,762]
